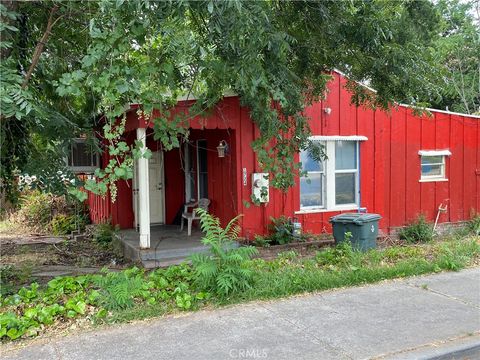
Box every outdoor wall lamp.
[323,107,332,115]
[217,140,229,158]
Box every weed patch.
[1,233,478,342]
[398,215,433,243]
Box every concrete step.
[73,234,86,242]
[139,245,210,261]
[138,242,240,261]
[142,257,191,269]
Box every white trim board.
[418,150,452,156]
[309,135,368,141]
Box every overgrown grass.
[2,191,88,235]
[237,237,479,302]
[468,215,480,235]
[1,234,478,342]
[0,219,24,235]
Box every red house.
[86,72,480,250]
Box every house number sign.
[243,168,247,186]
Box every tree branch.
[21,4,60,89]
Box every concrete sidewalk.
[2,268,480,360]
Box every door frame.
[184,139,208,202]
[196,139,208,200]
[133,150,166,227]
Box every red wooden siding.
[88,191,110,224]
[435,113,451,221]
[189,129,238,227]
[87,72,480,237]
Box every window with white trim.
[67,139,100,173]
[300,138,362,211]
[419,150,450,181]
[300,142,325,208]
[334,141,358,205]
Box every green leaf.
[95,308,108,319]
[114,167,126,178]
[143,149,152,159]
[7,328,23,340]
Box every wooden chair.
[180,198,210,236]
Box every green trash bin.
[329,213,382,251]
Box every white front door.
[148,151,165,224]
[133,151,165,226]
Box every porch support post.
[136,127,150,249]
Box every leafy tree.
[430,0,480,114]
[1,0,444,201]
[1,1,96,202]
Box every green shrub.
[253,235,271,247]
[15,191,53,232]
[268,215,294,245]
[50,214,86,235]
[315,240,356,266]
[467,214,480,235]
[9,191,82,234]
[93,222,117,246]
[398,215,433,243]
[0,265,16,296]
[190,209,258,297]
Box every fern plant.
[190,209,258,297]
[93,267,152,310]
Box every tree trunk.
[21,4,60,89]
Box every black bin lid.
[329,213,382,225]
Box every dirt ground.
[0,233,133,294]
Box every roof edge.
[332,69,480,120]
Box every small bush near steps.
[190,209,258,297]
[92,222,118,246]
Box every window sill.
[419,178,448,183]
[69,167,99,174]
[295,205,359,214]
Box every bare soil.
[254,238,335,260]
[0,234,133,292]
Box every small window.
[67,139,100,173]
[300,144,325,208]
[335,141,358,205]
[419,150,450,181]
